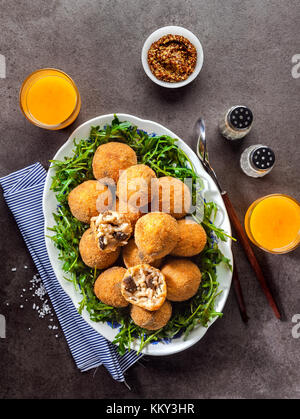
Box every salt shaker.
[240,145,275,178]
[219,105,253,140]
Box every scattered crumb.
[11,267,17,272]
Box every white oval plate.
[43,114,233,356]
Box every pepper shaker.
[219,105,253,141]
[240,145,276,178]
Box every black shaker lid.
[228,106,253,130]
[250,146,275,170]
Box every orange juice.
[20,68,81,129]
[245,194,300,254]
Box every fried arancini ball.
[115,198,143,229]
[122,239,163,269]
[170,219,207,257]
[161,258,202,302]
[90,210,133,252]
[130,300,172,330]
[155,176,192,219]
[79,228,120,269]
[121,264,167,311]
[135,212,179,259]
[117,164,156,207]
[68,180,112,224]
[94,267,129,308]
[92,142,137,183]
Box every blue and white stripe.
[0,163,142,382]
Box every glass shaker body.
[219,105,253,140]
[240,145,275,178]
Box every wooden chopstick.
[232,261,249,323]
[222,191,281,319]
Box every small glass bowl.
[19,68,81,130]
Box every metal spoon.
[195,118,207,165]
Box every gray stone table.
[0,0,300,399]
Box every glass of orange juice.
[245,194,300,254]
[20,68,81,130]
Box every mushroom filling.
[91,211,132,251]
[122,265,166,310]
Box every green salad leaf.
[49,115,232,355]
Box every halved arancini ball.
[121,264,167,311]
[94,266,129,308]
[79,228,120,269]
[122,239,163,269]
[135,212,179,259]
[117,164,156,208]
[155,176,192,219]
[90,210,133,252]
[68,180,112,224]
[171,219,207,257]
[130,300,172,330]
[92,142,137,184]
[161,258,202,302]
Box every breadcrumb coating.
[68,180,112,224]
[135,212,179,259]
[122,239,163,269]
[92,142,137,183]
[94,266,129,308]
[171,219,207,257]
[79,228,120,269]
[117,164,156,208]
[155,176,191,219]
[116,198,143,229]
[161,258,202,302]
[130,300,172,330]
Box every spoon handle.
[221,191,281,319]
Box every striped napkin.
[0,163,142,382]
